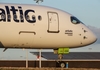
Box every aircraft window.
[8,14,11,19]
[14,14,17,20]
[38,15,42,21]
[26,15,30,20]
[1,14,6,19]
[71,16,81,24]
[32,15,36,20]
[20,14,24,20]
[32,15,36,22]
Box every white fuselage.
[0,3,97,49]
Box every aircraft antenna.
[34,0,43,4]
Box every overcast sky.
[0,0,100,60]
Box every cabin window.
[38,15,42,21]
[25,15,29,20]
[1,14,6,19]
[14,14,17,20]
[32,15,36,20]
[20,14,24,20]
[8,14,11,19]
[71,16,81,24]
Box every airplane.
[0,3,97,68]
[34,0,43,3]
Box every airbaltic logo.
[0,6,36,23]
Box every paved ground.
[31,52,100,60]
[0,68,100,70]
[0,60,100,68]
